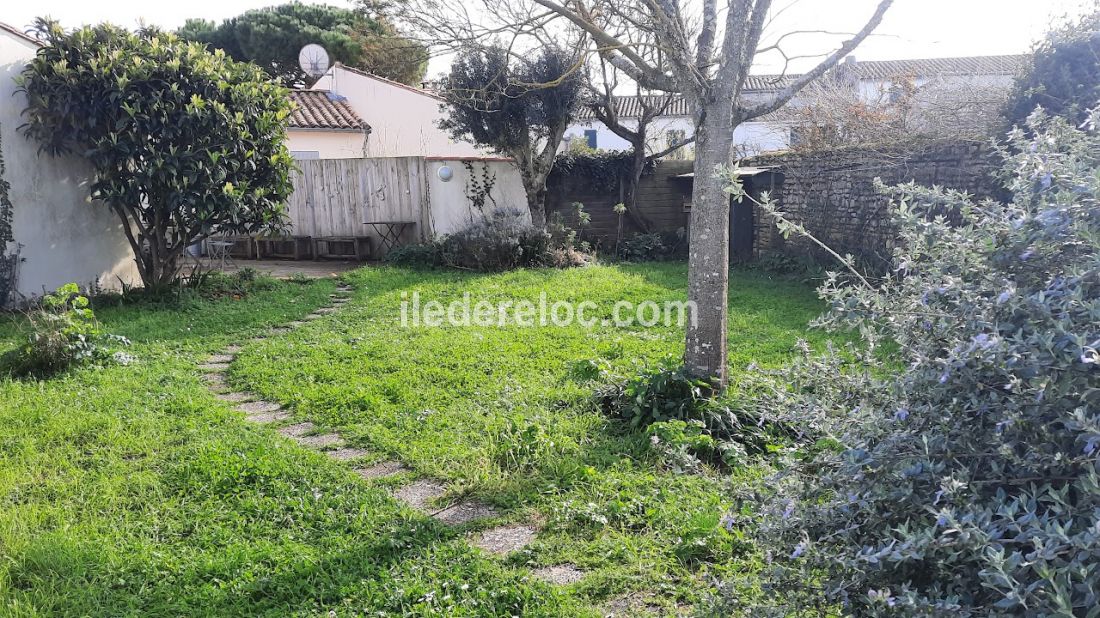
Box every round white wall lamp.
[437,165,454,182]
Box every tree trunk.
[622,142,652,233]
[525,184,547,230]
[684,111,735,386]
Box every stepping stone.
[215,391,255,403]
[315,307,337,314]
[435,500,498,525]
[207,354,234,363]
[279,422,316,437]
[269,327,292,334]
[471,524,537,555]
[327,447,370,461]
[393,479,447,511]
[601,594,667,617]
[224,344,243,354]
[531,564,585,585]
[247,410,291,424]
[198,362,230,371]
[202,373,229,390]
[287,321,306,328]
[295,433,344,448]
[303,314,324,321]
[354,461,409,480]
[235,401,282,414]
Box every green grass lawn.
[0,263,827,617]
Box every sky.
[1,0,1095,77]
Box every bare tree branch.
[742,0,894,121]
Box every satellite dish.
[298,44,331,79]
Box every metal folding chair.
[206,236,237,271]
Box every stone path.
[196,282,586,588]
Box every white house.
[309,63,493,158]
[566,55,1028,159]
[0,22,137,303]
[286,89,370,159]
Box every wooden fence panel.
[287,157,427,254]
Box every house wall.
[1,30,137,303]
[563,116,790,158]
[563,116,696,158]
[312,66,492,159]
[287,129,366,159]
[424,158,529,236]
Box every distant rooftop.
[844,54,1029,79]
[288,90,369,132]
[574,54,1029,120]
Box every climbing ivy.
[0,125,17,306]
[548,150,653,194]
[462,161,498,213]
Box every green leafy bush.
[596,360,773,453]
[20,20,294,289]
[738,109,1100,615]
[750,251,825,280]
[2,283,132,377]
[617,230,686,262]
[384,242,443,268]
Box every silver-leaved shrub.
[735,109,1100,616]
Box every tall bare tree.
[405,0,894,386]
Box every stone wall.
[747,141,1004,267]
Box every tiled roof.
[575,93,799,122]
[743,73,797,90]
[847,55,1029,79]
[575,55,1028,120]
[0,20,42,46]
[288,90,369,132]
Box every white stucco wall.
[423,158,529,236]
[564,116,790,158]
[563,116,696,158]
[1,27,137,302]
[313,66,493,159]
[287,128,367,159]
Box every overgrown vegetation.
[548,150,651,195]
[0,125,15,307]
[386,209,590,271]
[0,264,828,615]
[1005,8,1100,129]
[595,359,778,461]
[732,110,1100,615]
[1,283,131,378]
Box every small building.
[286,89,371,160]
[308,63,492,159]
[0,21,137,303]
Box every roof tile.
[288,90,369,131]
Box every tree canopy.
[178,2,427,87]
[1005,10,1100,128]
[439,45,583,227]
[20,20,295,288]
